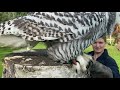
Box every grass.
[0,43,120,78]
[0,47,14,78]
[0,42,47,78]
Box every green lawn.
[0,47,13,77]
[0,43,120,78]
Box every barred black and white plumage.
[0,12,120,65]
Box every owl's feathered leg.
[72,54,92,75]
[72,60,81,74]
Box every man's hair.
[101,35,107,43]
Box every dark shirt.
[87,49,120,78]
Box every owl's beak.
[72,59,77,65]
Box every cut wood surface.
[2,49,87,78]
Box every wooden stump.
[2,49,87,78]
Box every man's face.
[92,38,106,53]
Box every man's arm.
[88,60,113,78]
[105,57,120,78]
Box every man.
[88,36,120,78]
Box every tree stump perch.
[2,49,87,78]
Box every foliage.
[0,12,27,23]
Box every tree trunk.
[2,49,87,78]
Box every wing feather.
[0,12,107,45]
